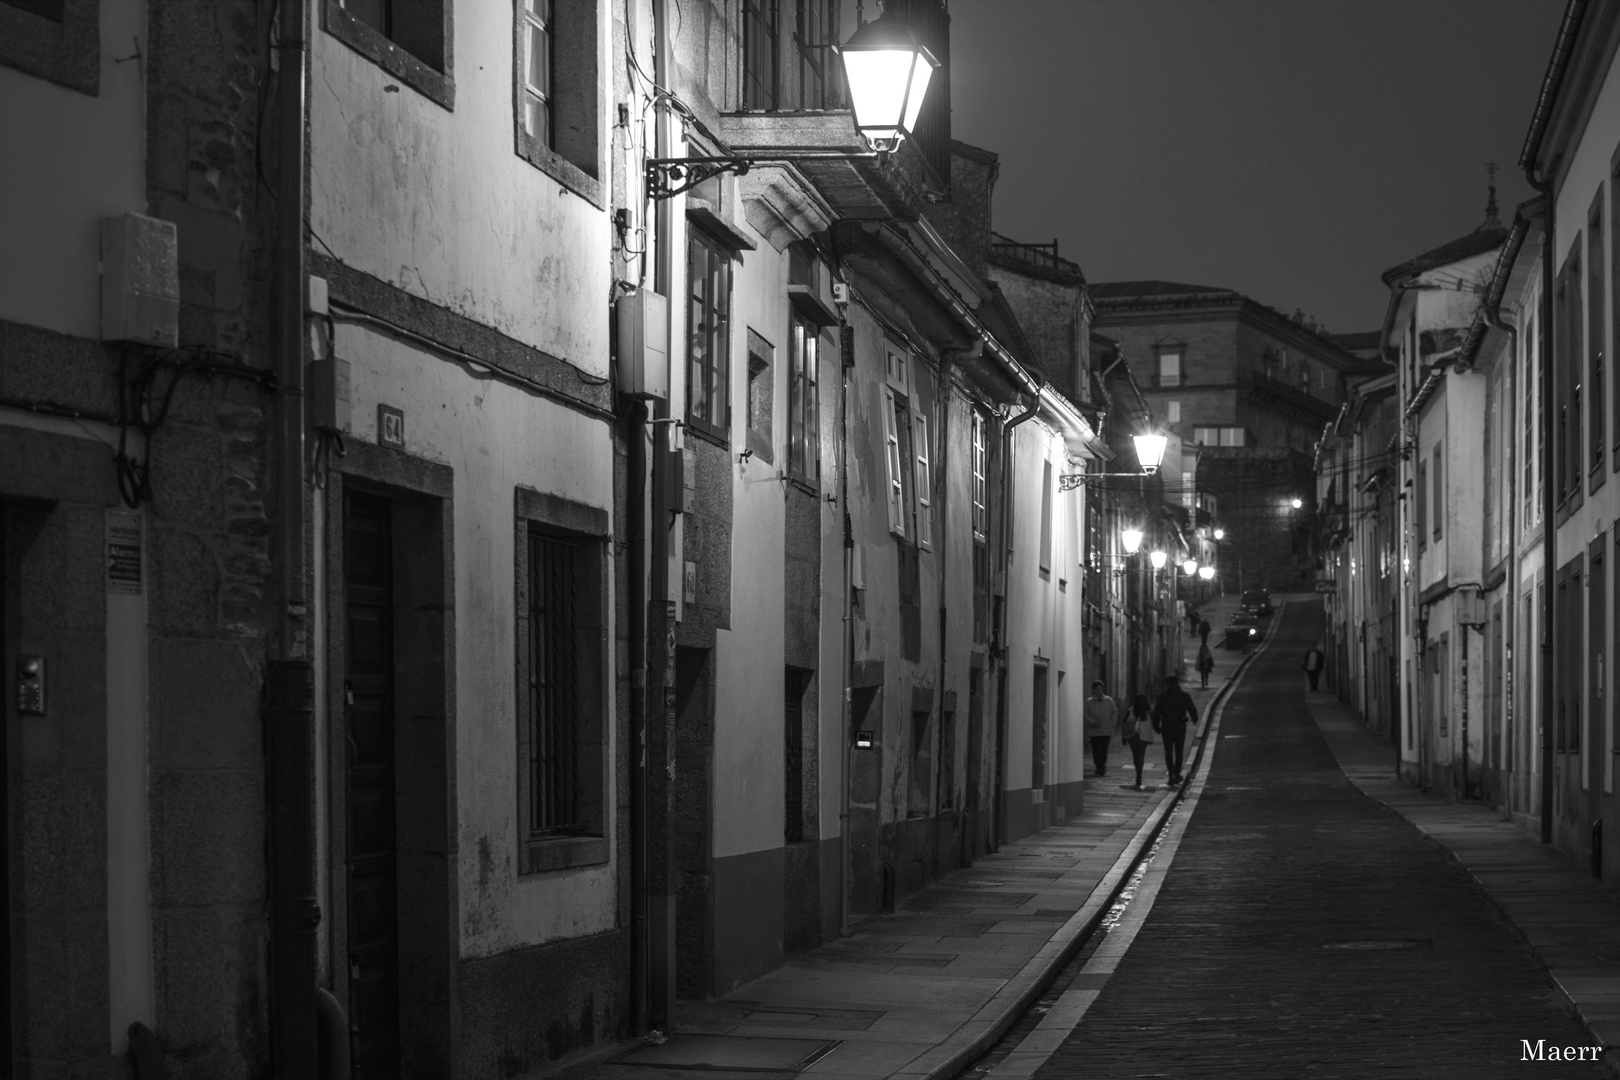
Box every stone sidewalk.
[1311,694,1620,1071]
[538,599,1262,1079]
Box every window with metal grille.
[971,411,988,541]
[688,230,732,439]
[529,532,582,834]
[742,0,779,110]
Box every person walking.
[1197,616,1211,645]
[1152,674,1199,786]
[1187,606,1200,634]
[1120,692,1155,790]
[1083,681,1118,777]
[1195,641,1215,689]
[1302,643,1326,691]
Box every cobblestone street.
[1032,600,1609,1079]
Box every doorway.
[344,489,401,1077]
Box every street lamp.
[1149,549,1168,571]
[1058,430,1169,491]
[1213,527,1225,541]
[1198,565,1216,582]
[1182,558,1199,576]
[646,14,940,197]
[1121,527,1144,555]
[1291,497,1304,510]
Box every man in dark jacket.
[1152,675,1199,785]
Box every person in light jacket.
[1120,693,1155,790]
[1082,681,1119,777]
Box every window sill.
[323,0,454,111]
[0,1,98,94]
[521,834,608,874]
[785,474,819,498]
[517,132,604,208]
[686,421,730,450]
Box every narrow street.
[1013,600,1607,1079]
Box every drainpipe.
[839,319,855,936]
[1520,0,1583,845]
[267,0,318,1075]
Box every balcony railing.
[988,234,1083,277]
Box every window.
[1167,399,1181,424]
[1031,664,1049,791]
[1525,310,1538,526]
[1612,149,1620,473]
[787,317,819,481]
[1157,350,1182,387]
[1438,634,1449,737]
[881,385,912,538]
[1432,444,1443,541]
[1590,195,1607,480]
[909,710,932,814]
[971,411,988,541]
[746,330,774,463]
[326,0,453,108]
[914,410,933,550]
[0,0,96,93]
[743,0,779,110]
[515,487,610,874]
[1416,456,1428,549]
[1192,426,1245,447]
[687,231,732,440]
[1039,460,1053,573]
[520,0,551,143]
[512,0,601,201]
[797,0,841,109]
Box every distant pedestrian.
[1197,617,1211,645]
[1187,607,1201,633]
[1083,681,1119,777]
[1120,693,1155,790]
[1196,642,1215,689]
[1153,675,1200,786]
[1302,644,1325,691]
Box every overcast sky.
[948,0,1563,336]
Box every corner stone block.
[152,638,261,770]
[151,771,264,907]
[150,528,222,637]
[149,425,226,530]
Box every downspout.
[839,320,854,936]
[268,0,317,1075]
[1520,0,1582,842]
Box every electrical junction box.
[101,213,179,347]
[616,289,669,401]
[310,357,352,432]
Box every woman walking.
[1121,693,1154,790]
[1196,641,1215,689]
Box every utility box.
[101,213,179,347]
[310,357,352,432]
[615,289,669,401]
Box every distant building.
[1090,282,1361,594]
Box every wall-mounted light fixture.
[1149,550,1168,571]
[1198,565,1216,581]
[1121,527,1145,555]
[645,15,939,199]
[1182,558,1199,576]
[1213,527,1225,540]
[1059,432,1168,492]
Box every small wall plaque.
[378,404,405,450]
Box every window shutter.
[914,411,932,549]
[881,386,905,536]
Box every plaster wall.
[713,247,790,861]
[0,3,147,339]
[334,321,617,958]
[309,8,610,374]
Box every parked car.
[1241,587,1274,617]
[1224,611,1262,648]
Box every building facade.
[1091,282,1358,597]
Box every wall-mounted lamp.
[1121,527,1144,555]
[1058,431,1168,492]
[1182,558,1199,576]
[1213,528,1225,541]
[646,15,939,198]
[1149,550,1168,571]
[1198,565,1216,581]
[1290,497,1304,510]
